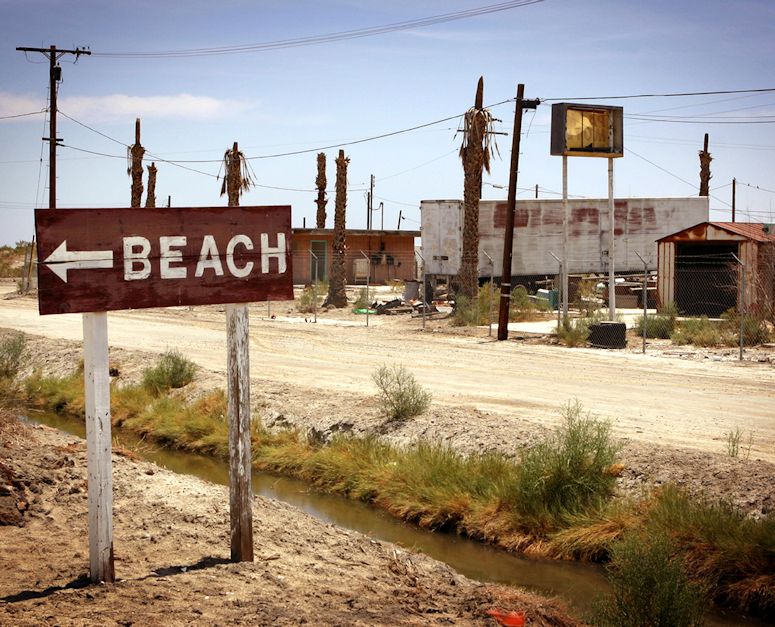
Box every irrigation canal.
[30,411,763,626]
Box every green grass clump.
[635,305,677,339]
[352,287,371,311]
[142,350,197,394]
[556,318,590,347]
[451,294,481,326]
[452,284,548,327]
[0,332,25,379]
[643,486,775,613]
[592,532,707,627]
[296,281,326,313]
[372,364,431,421]
[509,401,619,531]
[670,316,724,347]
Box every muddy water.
[31,411,762,625]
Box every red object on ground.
[486,608,526,626]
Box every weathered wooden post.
[222,142,254,561]
[83,311,114,583]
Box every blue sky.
[1,0,774,246]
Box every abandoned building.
[420,197,709,287]
[291,228,419,285]
[656,222,775,317]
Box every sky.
[1,0,774,247]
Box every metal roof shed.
[656,222,775,317]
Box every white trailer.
[421,197,709,282]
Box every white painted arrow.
[43,240,114,283]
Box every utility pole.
[16,45,91,209]
[497,84,539,340]
[732,177,736,222]
[368,174,375,230]
[535,184,539,199]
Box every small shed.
[291,229,420,285]
[656,222,775,317]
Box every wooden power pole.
[16,45,91,209]
[497,85,538,340]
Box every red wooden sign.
[35,206,293,315]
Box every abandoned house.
[656,221,775,317]
[291,228,420,285]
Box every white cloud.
[0,92,46,120]
[58,93,253,122]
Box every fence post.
[731,253,745,361]
[635,252,649,354]
[483,251,494,336]
[361,250,370,328]
[309,249,318,324]
[550,252,562,330]
[416,250,426,330]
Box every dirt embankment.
[0,418,579,626]
[15,331,775,520]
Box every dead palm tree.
[324,149,349,308]
[128,118,145,208]
[145,162,157,208]
[315,152,327,228]
[458,77,498,300]
[221,142,255,206]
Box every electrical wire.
[92,1,543,58]
[0,109,47,120]
[543,87,775,102]
[736,182,775,195]
[628,148,733,209]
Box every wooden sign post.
[83,311,114,582]
[36,205,293,579]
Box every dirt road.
[1,286,773,463]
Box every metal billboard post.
[562,156,569,322]
[608,157,616,320]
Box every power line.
[0,109,47,120]
[736,182,775,195]
[92,1,543,58]
[543,87,775,102]
[627,148,733,208]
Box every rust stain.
[493,202,508,228]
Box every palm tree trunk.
[130,118,145,208]
[145,162,157,208]
[325,149,349,308]
[315,152,327,229]
[458,77,487,300]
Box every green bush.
[372,364,431,421]
[671,317,724,347]
[635,304,677,339]
[451,294,481,326]
[510,401,619,529]
[297,283,323,313]
[352,287,371,311]
[0,332,25,379]
[556,317,590,347]
[593,532,706,627]
[721,309,772,346]
[142,350,197,394]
